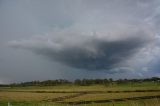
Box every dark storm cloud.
[9,28,153,71]
[1,0,160,83]
[42,37,149,70]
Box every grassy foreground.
[0,82,160,106]
[0,99,160,106]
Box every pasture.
[0,82,160,106]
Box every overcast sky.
[1,0,160,83]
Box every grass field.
[0,82,160,106]
[0,99,160,106]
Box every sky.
[0,0,160,83]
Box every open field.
[1,82,160,92]
[0,82,160,106]
[0,98,160,106]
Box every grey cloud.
[50,37,149,70]
[9,27,153,71]
[2,0,160,83]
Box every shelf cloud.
[9,24,154,71]
[1,0,160,82]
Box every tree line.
[0,77,159,87]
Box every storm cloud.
[9,24,154,71]
[1,0,160,83]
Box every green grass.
[80,98,160,106]
[63,92,160,102]
[1,82,160,92]
[0,82,160,106]
[0,91,77,102]
[0,99,160,106]
[0,102,65,106]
